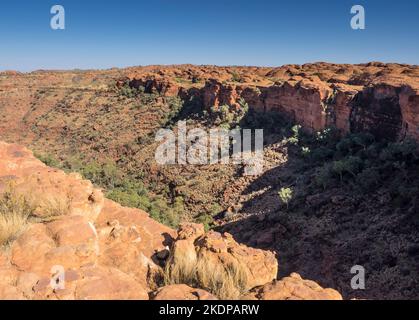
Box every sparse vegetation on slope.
[221,123,419,299]
[298,129,419,210]
[35,154,184,227]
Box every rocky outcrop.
[242,273,342,300]
[0,141,174,299]
[0,143,104,221]
[2,63,417,142]
[202,79,242,110]
[328,84,360,134]
[152,284,217,300]
[165,223,278,296]
[117,76,181,97]
[0,141,342,300]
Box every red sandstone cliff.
[122,63,419,141]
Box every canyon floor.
[0,62,418,299]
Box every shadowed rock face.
[350,85,405,141]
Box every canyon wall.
[123,63,418,141]
[197,79,419,140]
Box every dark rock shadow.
[216,139,419,300]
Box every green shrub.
[332,156,363,181]
[164,96,185,126]
[356,168,380,191]
[34,153,61,168]
[209,103,248,129]
[278,187,293,209]
[149,196,180,227]
[196,213,214,232]
[301,146,311,157]
[314,164,333,190]
[380,139,419,163]
[310,146,334,162]
[315,127,340,147]
[119,83,144,98]
[35,153,182,228]
[286,125,301,145]
[231,72,243,83]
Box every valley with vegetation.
[0,62,418,299]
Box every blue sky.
[0,0,418,71]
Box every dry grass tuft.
[164,248,249,300]
[195,256,248,300]
[0,185,72,246]
[0,186,34,246]
[164,244,198,285]
[32,194,72,222]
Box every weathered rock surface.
[152,284,217,300]
[0,142,174,299]
[242,273,342,300]
[166,223,278,292]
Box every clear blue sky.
[0,0,418,71]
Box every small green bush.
[332,156,363,181]
[119,83,144,98]
[356,167,380,191]
[231,72,243,83]
[34,153,61,168]
[314,164,334,190]
[278,187,293,209]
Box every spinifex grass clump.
[0,183,73,247]
[0,186,34,246]
[164,249,248,300]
